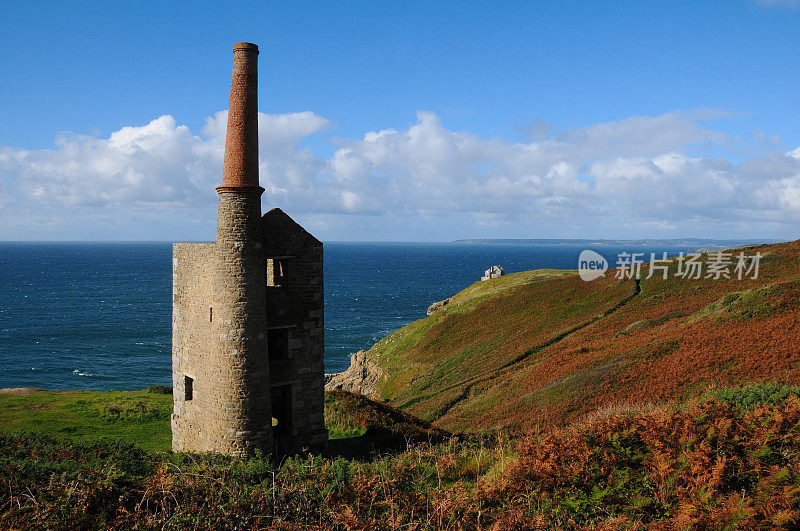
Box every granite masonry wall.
[172,205,327,456]
[171,243,216,451]
[208,190,273,455]
[263,207,327,454]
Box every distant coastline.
[451,238,780,247]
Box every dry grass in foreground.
[2,384,800,529]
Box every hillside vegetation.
[363,240,800,432]
[3,386,800,528]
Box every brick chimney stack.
[219,42,261,191]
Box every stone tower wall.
[263,209,327,454]
[210,190,273,455]
[171,243,216,452]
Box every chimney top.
[233,42,259,53]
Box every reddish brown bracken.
[218,42,261,191]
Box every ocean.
[0,241,708,390]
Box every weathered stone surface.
[325,350,383,397]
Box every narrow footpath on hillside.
[408,278,643,420]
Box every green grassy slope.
[372,269,636,415]
[365,241,800,433]
[0,388,172,452]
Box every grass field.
[0,387,172,452]
[0,388,447,456]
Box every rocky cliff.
[324,350,383,397]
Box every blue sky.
[1,0,799,241]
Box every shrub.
[707,382,800,410]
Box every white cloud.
[1,108,799,240]
[0,115,213,210]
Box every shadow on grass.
[327,426,448,461]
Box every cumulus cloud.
[1,108,799,240]
[0,115,212,209]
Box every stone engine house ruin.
[172,42,327,456]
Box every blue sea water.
[0,241,695,391]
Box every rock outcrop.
[325,350,383,397]
[427,297,452,315]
